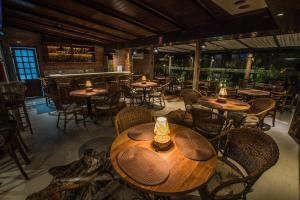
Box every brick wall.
[133,52,154,78]
[2,27,104,79]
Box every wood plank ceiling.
[3,0,300,48]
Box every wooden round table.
[131,81,158,105]
[237,89,270,98]
[110,123,217,196]
[197,97,250,112]
[69,88,108,116]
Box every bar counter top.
[47,71,131,78]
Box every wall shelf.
[45,43,96,63]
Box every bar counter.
[47,71,131,78]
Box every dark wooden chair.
[268,91,288,126]
[1,92,33,135]
[0,119,31,179]
[94,89,126,125]
[52,93,86,132]
[70,77,86,90]
[201,128,279,200]
[92,76,107,89]
[121,85,143,105]
[149,82,169,109]
[191,108,231,140]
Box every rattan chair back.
[181,89,202,108]
[247,98,276,120]
[114,106,153,135]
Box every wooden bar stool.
[1,92,33,135]
[0,120,30,179]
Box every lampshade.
[141,75,147,81]
[153,117,171,150]
[85,80,92,87]
[219,87,227,97]
[85,80,93,92]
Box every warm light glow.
[153,117,171,150]
[141,75,147,81]
[85,80,92,87]
[85,80,93,92]
[219,87,227,97]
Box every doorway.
[11,47,42,97]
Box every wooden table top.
[197,97,250,112]
[69,88,108,97]
[131,81,158,88]
[110,123,217,195]
[237,89,270,97]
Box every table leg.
[86,97,97,124]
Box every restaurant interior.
[0,0,299,199]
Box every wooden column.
[149,46,154,80]
[193,41,201,90]
[128,49,133,72]
[244,52,253,80]
[168,55,172,76]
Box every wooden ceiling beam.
[6,18,106,45]
[192,0,219,23]
[236,40,251,49]
[75,0,162,34]
[4,9,121,43]
[3,5,126,41]
[12,0,142,38]
[126,0,186,30]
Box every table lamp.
[217,85,227,103]
[85,80,93,92]
[141,75,147,84]
[153,117,171,151]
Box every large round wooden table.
[131,81,158,105]
[69,88,108,116]
[237,89,270,98]
[110,123,217,196]
[197,97,250,112]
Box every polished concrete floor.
[0,97,298,200]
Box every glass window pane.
[23,57,29,62]
[31,68,37,73]
[26,74,32,79]
[29,57,35,62]
[18,63,24,68]
[16,57,22,63]
[20,75,26,80]
[24,63,30,68]
[21,50,27,56]
[15,50,21,56]
[25,69,31,74]
[27,50,34,57]
[30,63,36,69]
[19,69,25,75]
[32,74,38,79]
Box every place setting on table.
[110,117,217,198]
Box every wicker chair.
[149,82,170,109]
[191,108,231,140]
[181,89,203,118]
[198,86,208,97]
[268,91,287,127]
[226,88,238,99]
[228,98,276,128]
[114,106,153,135]
[201,128,279,200]
[94,90,126,125]
[70,77,86,90]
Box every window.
[11,48,39,81]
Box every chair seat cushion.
[227,111,246,124]
[207,159,246,197]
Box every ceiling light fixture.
[276,13,284,17]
